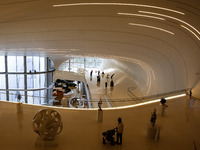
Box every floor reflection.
[17,113,23,130]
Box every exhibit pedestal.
[160,105,167,116]
[35,136,58,147]
[146,124,161,141]
[98,109,103,122]
[17,103,23,113]
[190,99,195,108]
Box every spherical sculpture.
[32,108,63,140]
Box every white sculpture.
[32,108,63,140]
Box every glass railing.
[0,88,190,109]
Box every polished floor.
[86,69,144,108]
[0,95,200,150]
[0,70,200,150]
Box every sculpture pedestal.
[190,99,195,108]
[98,109,103,122]
[159,105,167,116]
[146,124,161,141]
[17,103,23,113]
[35,136,58,147]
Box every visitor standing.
[105,82,107,89]
[116,117,124,145]
[190,90,192,98]
[90,70,93,76]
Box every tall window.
[58,58,103,73]
[0,55,54,104]
[0,75,6,101]
[8,56,24,72]
[8,75,24,89]
[0,56,5,72]
[0,75,6,89]
[27,56,47,72]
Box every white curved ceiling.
[0,0,200,95]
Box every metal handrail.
[0,88,191,105]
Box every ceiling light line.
[139,11,200,36]
[129,23,174,35]
[53,3,185,15]
[118,12,165,20]
[181,25,200,40]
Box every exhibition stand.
[17,103,23,113]
[146,124,161,141]
[98,109,103,122]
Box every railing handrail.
[0,88,191,103]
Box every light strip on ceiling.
[139,11,200,36]
[118,12,165,20]
[53,3,185,15]
[181,25,200,40]
[129,23,174,35]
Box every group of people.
[90,70,115,88]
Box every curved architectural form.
[0,1,200,150]
[0,0,199,98]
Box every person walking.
[116,117,124,145]
[190,90,192,98]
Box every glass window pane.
[8,56,16,72]
[34,74,40,89]
[33,91,40,104]
[40,57,46,72]
[0,75,6,89]
[27,91,33,104]
[16,56,24,72]
[27,75,33,89]
[27,56,33,73]
[41,90,47,104]
[8,75,17,89]
[74,58,84,63]
[0,56,5,72]
[17,75,24,89]
[33,56,39,72]
[48,73,53,86]
[8,75,24,89]
[9,91,16,102]
[0,91,6,101]
[40,74,47,88]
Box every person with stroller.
[116,117,124,145]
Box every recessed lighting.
[139,11,200,36]
[53,3,185,15]
[118,12,165,20]
[129,23,174,35]
[181,25,200,40]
